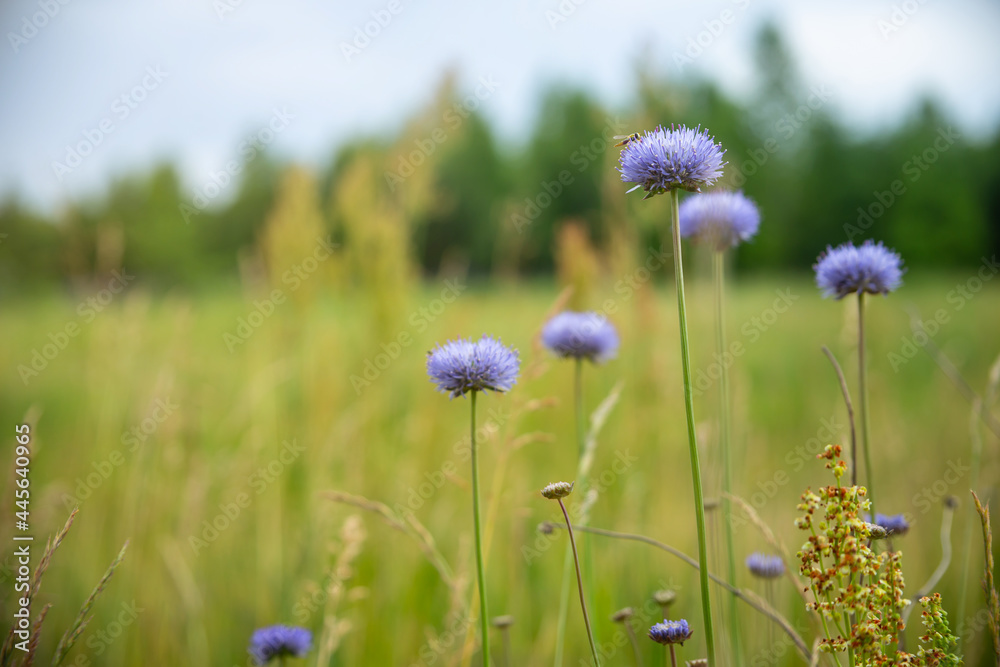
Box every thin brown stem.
[557,499,601,666]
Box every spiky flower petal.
[679,190,761,251]
[745,552,785,579]
[248,625,312,665]
[426,336,520,398]
[814,240,904,300]
[619,125,726,198]
[541,311,619,363]
[648,619,693,645]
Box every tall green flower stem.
[857,292,876,518]
[712,250,741,665]
[557,497,602,666]
[669,189,716,665]
[554,360,596,666]
[469,391,491,667]
[957,397,985,653]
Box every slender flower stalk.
[470,391,491,666]
[669,188,716,665]
[427,336,520,667]
[857,292,876,517]
[543,482,601,666]
[712,251,740,664]
[678,190,759,667]
[543,312,618,665]
[492,616,514,667]
[814,240,904,517]
[621,127,725,665]
[612,608,643,667]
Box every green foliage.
[2,24,997,291]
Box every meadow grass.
[1,274,998,665]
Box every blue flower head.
[249,625,312,665]
[427,336,520,398]
[541,311,619,364]
[814,240,904,299]
[619,125,726,199]
[648,619,693,645]
[875,513,910,537]
[679,190,761,251]
[745,552,785,579]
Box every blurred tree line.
[2,23,998,294]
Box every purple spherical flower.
[679,190,761,251]
[648,619,693,645]
[619,125,726,198]
[249,625,312,665]
[745,552,785,579]
[426,335,520,399]
[875,513,910,537]
[814,240,904,299]
[541,311,619,364]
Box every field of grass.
[1,272,999,666]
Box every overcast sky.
[2,0,999,212]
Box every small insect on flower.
[248,625,312,665]
[614,133,641,148]
[814,240,904,300]
[864,522,890,541]
[745,552,785,579]
[426,336,520,399]
[875,513,910,537]
[541,481,574,499]
[618,124,726,199]
[541,311,619,364]
[648,619,693,645]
